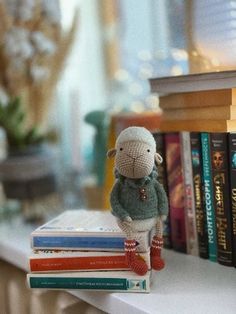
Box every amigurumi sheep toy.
[107,126,169,276]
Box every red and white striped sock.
[150,236,165,271]
[124,239,148,276]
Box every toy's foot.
[150,236,165,271]
[151,256,165,271]
[130,255,148,275]
[125,239,148,275]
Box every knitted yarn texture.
[108,126,169,275]
[115,127,156,149]
[110,172,168,220]
[114,127,157,179]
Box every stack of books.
[27,210,152,293]
[150,70,236,268]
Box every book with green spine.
[200,132,217,262]
[27,271,151,293]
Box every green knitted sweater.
[110,170,168,220]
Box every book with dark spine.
[153,132,171,249]
[228,132,236,267]
[165,133,186,253]
[210,133,233,266]
[190,132,209,259]
[181,132,199,256]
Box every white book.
[31,210,150,252]
[180,132,199,257]
[150,70,236,95]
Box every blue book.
[31,210,150,252]
[201,133,217,262]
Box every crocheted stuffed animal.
[107,126,169,275]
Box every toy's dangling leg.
[124,239,148,275]
[117,219,148,275]
[151,218,165,271]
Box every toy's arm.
[110,181,130,220]
[154,181,169,218]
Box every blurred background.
[0,0,235,221]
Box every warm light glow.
[211,58,220,67]
[191,50,198,57]
[170,65,184,76]
[114,69,130,82]
[145,94,160,111]
[130,101,145,113]
[171,48,188,61]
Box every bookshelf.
[0,214,235,314]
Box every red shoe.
[150,236,165,271]
[124,239,148,275]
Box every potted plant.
[0,1,78,221]
[0,97,58,221]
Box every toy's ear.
[155,153,163,165]
[107,148,117,159]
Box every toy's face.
[115,141,155,179]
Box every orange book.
[29,250,150,272]
[159,89,236,110]
[162,105,236,121]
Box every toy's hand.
[160,215,167,222]
[123,216,132,224]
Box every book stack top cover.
[31,209,150,252]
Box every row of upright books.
[150,70,236,268]
[27,210,152,293]
[154,131,236,267]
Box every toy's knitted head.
[107,126,162,179]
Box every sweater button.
[140,194,147,201]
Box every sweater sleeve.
[154,181,169,216]
[110,181,129,220]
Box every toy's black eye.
[147,149,150,152]
[120,148,123,151]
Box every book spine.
[153,132,172,248]
[32,236,125,251]
[228,133,236,267]
[210,133,233,266]
[200,133,217,261]
[30,255,131,272]
[165,133,186,253]
[28,276,149,292]
[181,132,199,256]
